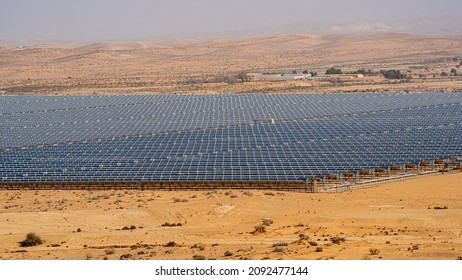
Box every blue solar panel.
[1,93,461,182]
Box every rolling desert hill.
[1,33,462,95]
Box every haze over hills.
[150,16,462,41]
[1,16,461,49]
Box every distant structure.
[248,73,363,82]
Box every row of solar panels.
[1,93,461,149]
[1,94,460,182]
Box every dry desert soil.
[1,172,461,260]
[1,33,462,95]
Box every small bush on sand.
[273,247,287,253]
[330,236,346,244]
[262,218,273,226]
[164,241,177,247]
[19,232,43,247]
[173,198,189,203]
[119,254,132,260]
[369,248,380,255]
[193,255,206,260]
[224,250,233,257]
[253,225,266,234]
[309,241,318,246]
[191,243,206,251]
[105,248,115,255]
[272,242,288,247]
[315,247,323,252]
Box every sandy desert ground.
[1,33,462,95]
[0,172,461,260]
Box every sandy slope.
[0,172,461,260]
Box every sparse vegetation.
[326,67,342,75]
[161,222,183,227]
[119,253,132,260]
[164,241,177,247]
[191,243,206,251]
[273,246,287,253]
[380,69,406,79]
[192,255,206,260]
[19,232,43,247]
[211,71,249,84]
[330,236,346,244]
[224,250,233,257]
[369,248,380,255]
[173,198,189,203]
[253,225,266,234]
[262,218,274,226]
[272,242,288,247]
[315,247,323,252]
[105,248,115,255]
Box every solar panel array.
[1,93,461,182]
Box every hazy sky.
[1,0,461,41]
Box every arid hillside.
[1,33,462,95]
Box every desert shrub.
[369,248,380,255]
[253,225,266,234]
[242,191,253,196]
[191,243,206,251]
[272,242,288,247]
[161,222,183,227]
[119,253,132,260]
[224,250,233,257]
[210,71,248,84]
[273,247,287,253]
[193,255,206,260]
[262,218,273,226]
[434,206,448,210]
[105,248,115,255]
[309,241,318,246]
[412,244,420,250]
[130,225,136,230]
[380,69,406,79]
[315,247,323,252]
[330,236,346,244]
[164,241,177,247]
[173,198,188,203]
[326,67,342,75]
[19,232,43,247]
